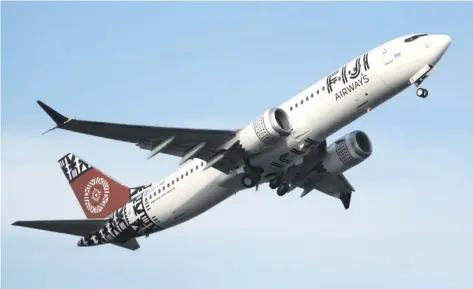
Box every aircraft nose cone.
[431,34,451,54]
[437,34,451,51]
[428,34,451,65]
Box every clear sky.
[2,1,472,289]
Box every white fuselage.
[135,33,451,234]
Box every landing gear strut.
[416,87,428,98]
[410,64,433,99]
[269,175,282,189]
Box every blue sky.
[2,2,472,289]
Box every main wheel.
[242,173,261,188]
[276,183,289,196]
[416,88,428,98]
[423,89,428,98]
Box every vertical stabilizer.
[58,153,130,218]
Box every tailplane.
[12,219,140,250]
[58,153,130,219]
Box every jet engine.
[319,130,373,174]
[237,108,292,154]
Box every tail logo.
[84,177,110,214]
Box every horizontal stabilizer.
[13,219,141,251]
[12,219,107,237]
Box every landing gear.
[269,176,282,189]
[416,87,428,98]
[410,64,433,99]
[241,158,264,188]
[242,173,261,188]
[276,183,289,196]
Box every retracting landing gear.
[270,166,300,196]
[268,174,290,196]
[241,158,264,189]
[276,183,289,196]
[416,87,428,98]
[410,64,434,99]
[269,175,282,189]
[242,172,261,188]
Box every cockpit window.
[404,34,428,42]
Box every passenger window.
[306,96,309,101]
[290,107,293,111]
[172,180,174,185]
[191,169,193,173]
[201,162,204,167]
[322,86,325,91]
[317,90,319,94]
[196,165,198,170]
[295,103,298,108]
[186,172,188,176]
[167,184,170,187]
[300,100,303,104]
[311,93,313,98]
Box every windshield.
[404,34,428,42]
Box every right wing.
[37,100,244,174]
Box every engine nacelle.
[237,108,292,154]
[320,130,373,174]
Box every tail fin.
[58,153,130,219]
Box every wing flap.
[299,172,355,209]
[311,173,354,197]
[112,238,140,251]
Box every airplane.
[13,33,451,250]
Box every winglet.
[37,100,70,134]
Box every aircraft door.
[382,48,394,65]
